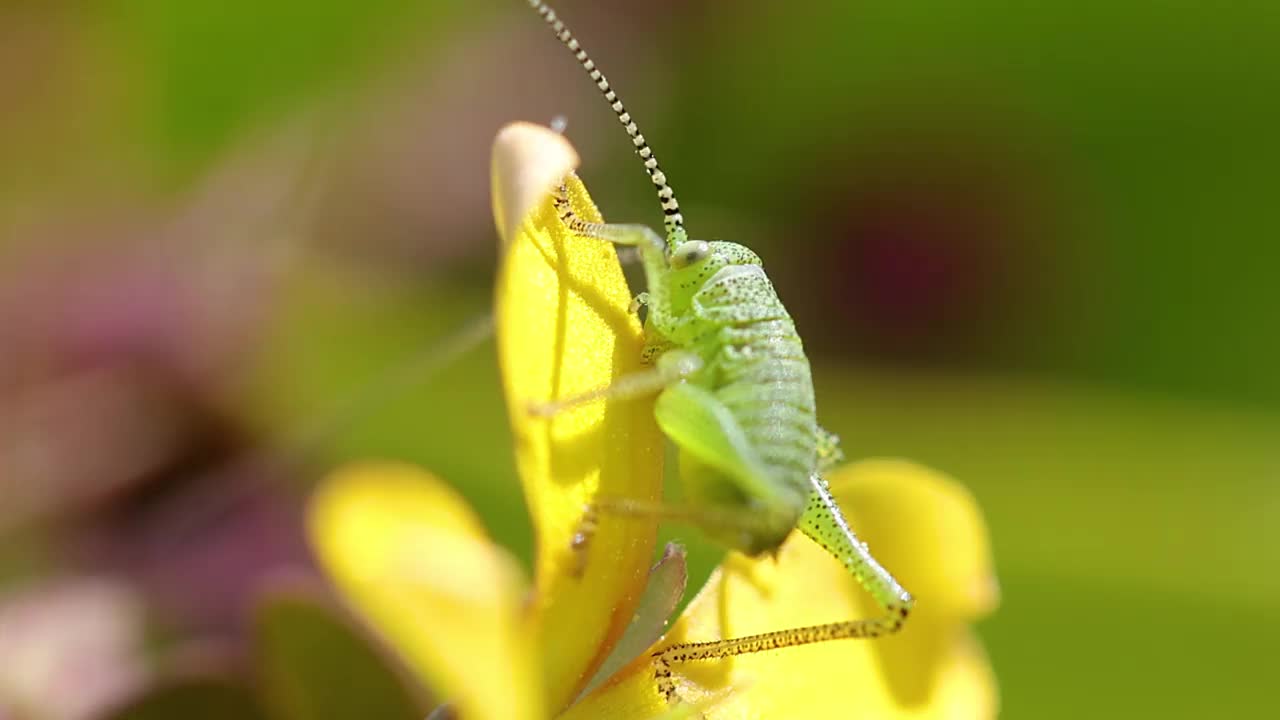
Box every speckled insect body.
[637,239,819,556]
[527,0,914,703]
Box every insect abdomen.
[717,328,817,494]
[693,271,819,501]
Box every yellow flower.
[306,123,999,719]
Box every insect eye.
[673,241,711,269]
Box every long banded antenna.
[528,1,686,239]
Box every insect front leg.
[552,182,685,325]
[554,183,669,258]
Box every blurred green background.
[1,1,1277,718]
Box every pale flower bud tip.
[491,122,580,247]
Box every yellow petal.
[491,122,580,248]
[307,463,541,720]
[567,460,998,719]
[834,459,1000,621]
[493,124,665,712]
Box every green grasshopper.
[526,0,914,701]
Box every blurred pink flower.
[0,126,319,642]
[0,577,148,720]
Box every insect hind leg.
[650,473,913,703]
[799,473,913,615]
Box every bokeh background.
[2,1,1277,718]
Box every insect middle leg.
[527,349,701,418]
[650,473,914,702]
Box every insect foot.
[653,650,680,705]
[568,502,600,578]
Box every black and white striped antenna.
[528,1,686,240]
